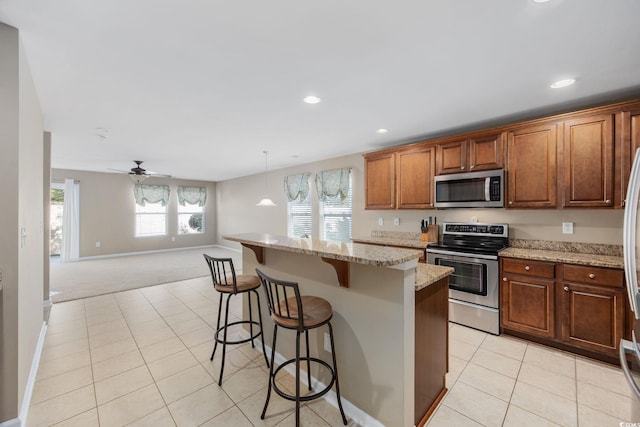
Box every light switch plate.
[562,222,574,234]
[378,217,384,226]
[393,217,400,226]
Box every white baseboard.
[239,331,384,427]
[18,321,48,426]
[78,244,238,261]
[0,418,20,427]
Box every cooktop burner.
[428,222,509,255]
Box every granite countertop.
[499,247,624,269]
[223,233,423,267]
[351,235,430,249]
[415,264,454,291]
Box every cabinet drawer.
[502,258,555,279]
[562,264,624,288]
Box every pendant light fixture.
[256,150,277,207]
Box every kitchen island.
[223,233,452,427]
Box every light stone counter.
[499,247,623,269]
[224,232,422,266]
[416,264,454,291]
[352,235,430,250]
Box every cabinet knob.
[524,266,530,271]
[509,201,513,205]
[503,277,507,282]
[470,165,475,169]
[588,273,595,279]
[460,166,465,170]
[564,286,570,292]
[605,199,611,205]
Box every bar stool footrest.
[214,320,263,345]
[271,357,336,402]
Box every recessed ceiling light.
[303,95,321,104]
[550,78,576,89]
[376,128,389,134]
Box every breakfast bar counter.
[223,233,452,427]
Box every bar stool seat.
[203,255,269,386]
[256,269,347,427]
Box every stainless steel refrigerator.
[621,147,640,420]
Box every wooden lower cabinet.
[500,257,627,361]
[500,258,555,338]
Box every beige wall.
[51,169,217,257]
[0,22,45,423]
[216,153,624,249]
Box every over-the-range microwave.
[434,169,504,208]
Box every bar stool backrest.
[203,255,238,294]
[256,269,304,331]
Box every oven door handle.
[427,248,498,261]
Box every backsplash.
[509,239,623,257]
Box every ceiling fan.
[109,160,172,183]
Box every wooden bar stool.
[203,255,269,385]
[256,268,347,426]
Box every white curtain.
[60,178,79,262]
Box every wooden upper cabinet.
[397,146,435,209]
[436,133,504,175]
[436,139,467,174]
[619,109,640,208]
[506,124,558,208]
[364,152,396,209]
[469,133,505,172]
[562,114,615,208]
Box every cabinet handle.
[588,273,595,279]
[524,266,530,271]
[470,165,475,169]
[503,277,507,282]
[564,286,570,292]
[460,166,465,170]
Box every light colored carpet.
[50,245,241,303]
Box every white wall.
[0,22,45,423]
[216,153,623,248]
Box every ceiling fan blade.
[107,168,130,173]
[148,173,172,178]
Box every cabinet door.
[506,124,558,208]
[469,133,505,172]
[559,282,625,356]
[501,274,555,338]
[562,114,614,207]
[619,109,640,208]
[436,139,467,175]
[364,152,396,209]
[397,146,435,209]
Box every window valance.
[134,184,170,207]
[177,186,207,207]
[284,173,311,202]
[315,167,351,202]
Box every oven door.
[427,249,499,309]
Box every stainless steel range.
[426,222,508,335]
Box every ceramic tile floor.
[28,276,634,426]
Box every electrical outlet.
[562,222,574,234]
[171,236,176,242]
[393,217,400,226]
[378,217,384,226]
[324,332,332,352]
[95,242,101,247]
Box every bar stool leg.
[261,325,278,420]
[253,289,270,368]
[328,322,348,425]
[295,330,301,427]
[248,289,255,349]
[210,292,224,361]
[305,330,312,391]
[217,293,232,386]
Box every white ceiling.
[2,0,640,182]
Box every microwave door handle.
[485,178,490,201]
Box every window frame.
[319,173,352,242]
[135,201,168,237]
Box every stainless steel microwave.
[434,169,504,208]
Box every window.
[136,202,167,237]
[178,202,204,234]
[287,191,312,238]
[320,173,352,242]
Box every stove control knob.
[524,265,530,271]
